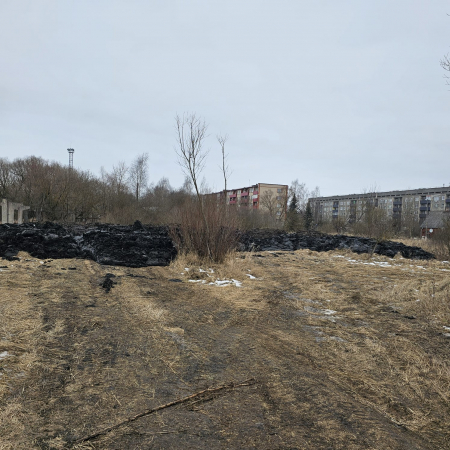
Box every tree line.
[0,155,193,224]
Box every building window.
[277,188,282,193]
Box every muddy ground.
[1,250,450,449]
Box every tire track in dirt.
[9,261,184,448]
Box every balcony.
[419,206,430,211]
[419,213,427,219]
[393,207,402,213]
[229,200,236,205]
[240,192,249,197]
[393,200,402,205]
[420,200,431,205]
[446,198,450,203]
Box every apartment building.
[212,183,288,218]
[310,187,450,224]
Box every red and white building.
[212,183,288,218]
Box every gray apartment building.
[310,186,450,224]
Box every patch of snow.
[188,279,205,284]
[246,274,256,279]
[213,280,231,286]
[443,333,450,338]
[40,261,44,264]
[443,326,450,331]
[323,309,337,315]
[184,268,190,271]
[0,351,10,360]
[209,279,242,287]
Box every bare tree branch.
[217,133,231,192]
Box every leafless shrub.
[170,196,239,263]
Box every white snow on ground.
[246,274,256,279]
[331,255,450,272]
[443,326,450,331]
[188,278,243,287]
[210,279,243,287]
[0,351,10,360]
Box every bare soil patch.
[1,250,449,449]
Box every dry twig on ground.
[73,378,257,445]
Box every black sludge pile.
[0,221,176,267]
[0,223,434,266]
[238,229,434,260]
[79,222,176,267]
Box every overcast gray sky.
[1,0,449,196]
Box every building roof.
[421,211,448,229]
[311,186,450,202]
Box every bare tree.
[175,113,212,257]
[111,162,129,196]
[175,113,208,201]
[217,134,231,191]
[288,180,321,214]
[441,53,450,85]
[289,180,309,213]
[128,153,149,202]
[259,190,277,217]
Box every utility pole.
[67,148,74,221]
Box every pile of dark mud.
[0,223,434,266]
[0,221,176,267]
[238,229,434,260]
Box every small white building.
[0,199,30,224]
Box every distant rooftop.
[311,186,450,201]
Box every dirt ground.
[1,249,450,449]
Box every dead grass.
[1,249,450,448]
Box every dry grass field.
[1,248,450,449]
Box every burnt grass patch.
[0,223,434,269]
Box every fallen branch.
[73,377,256,445]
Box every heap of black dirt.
[238,229,434,260]
[0,223,434,266]
[0,221,176,267]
